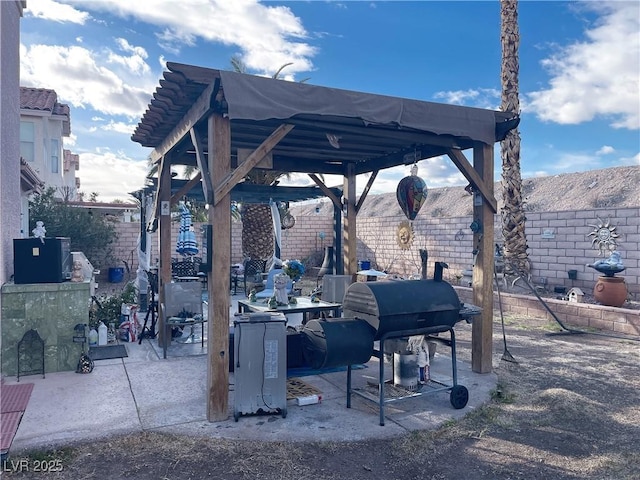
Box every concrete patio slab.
[4,295,498,453]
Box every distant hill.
[291,166,640,218]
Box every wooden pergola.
[132,63,519,421]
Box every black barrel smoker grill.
[302,278,480,425]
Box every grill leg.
[379,339,385,426]
[450,328,458,387]
[346,364,352,408]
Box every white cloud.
[546,153,602,172]
[108,38,150,75]
[25,0,90,24]
[365,157,466,195]
[77,151,148,202]
[101,120,138,135]
[526,2,640,129]
[279,156,467,196]
[64,132,77,147]
[433,88,501,110]
[156,29,194,56]
[596,145,615,156]
[20,43,156,118]
[619,152,640,167]
[65,0,317,77]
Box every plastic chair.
[255,268,293,299]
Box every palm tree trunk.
[500,0,529,275]
[241,203,274,261]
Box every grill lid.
[342,280,462,338]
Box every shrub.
[89,282,138,328]
[28,187,118,270]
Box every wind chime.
[396,162,428,276]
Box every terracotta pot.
[593,276,627,307]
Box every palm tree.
[231,57,297,262]
[500,0,529,276]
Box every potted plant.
[89,283,137,329]
[283,259,305,282]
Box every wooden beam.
[352,146,449,176]
[343,163,357,275]
[206,112,231,422]
[272,157,345,176]
[190,128,214,205]
[471,142,495,374]
[308,173,341,207]
[288,117,466,149]
[170,172,201,205]
[213,123,295,205]
[148,78,219,164]
[446,148,497,213]
[355,170,378,214]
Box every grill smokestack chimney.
[434,262,448,282]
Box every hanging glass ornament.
[396,163,428,221]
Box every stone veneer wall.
[107,207,638,302]
[1,281,90,376]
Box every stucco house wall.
[19,88,75,197]
[0,1,26,284]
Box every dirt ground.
[3,313,639,480]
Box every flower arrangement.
[283,259,305,282]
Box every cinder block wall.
[108,206,638,301]
[356,207,639,301]
[107,215,335,278]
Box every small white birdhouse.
[568,287,584,303]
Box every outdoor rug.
[88,344,128,361]
[1,383,33,413]
[287,364,366,378]
[1,411,23,455]
[286,377,322,401]
[1,382,34,457]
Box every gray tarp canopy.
[132,63,518,177]
[218,70,511,146]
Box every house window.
[20,121,35,162]
[51,139,59,173]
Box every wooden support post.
[471,143,494,374]
[157,154,172,349]
[334,203,343,275]
[343,163,357,275]
[206,112,231,421]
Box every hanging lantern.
[396,164,428,221]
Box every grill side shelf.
[459,303,482,322]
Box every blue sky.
[19,0,639,202]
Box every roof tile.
[20,87,70,117]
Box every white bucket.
[393,352,418,389]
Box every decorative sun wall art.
[396,220,414,250]
[587,217,620,256]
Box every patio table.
[237,297,341,324]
